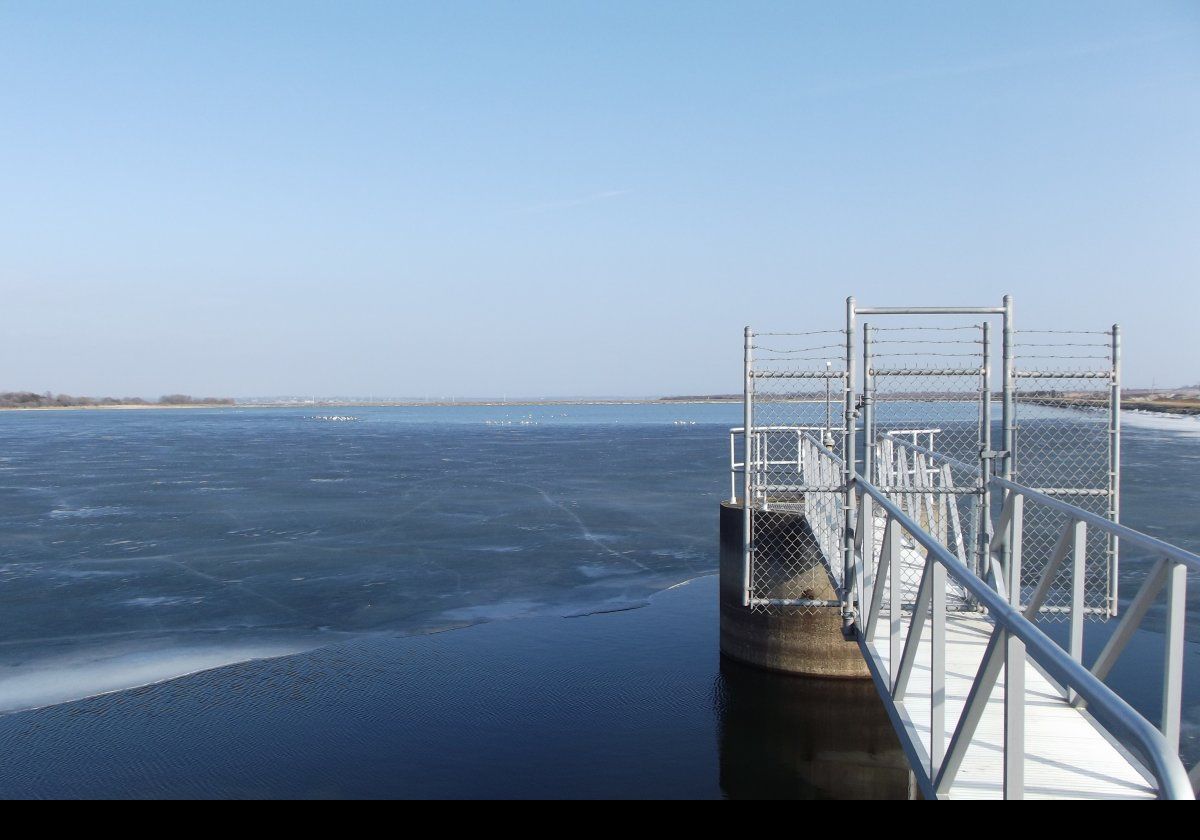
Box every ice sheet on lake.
[0,636,316,713]
[0,405,733,709]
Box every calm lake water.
[0,404,1196,797]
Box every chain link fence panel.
[1013,330,1118,619]
[746,332,847,615]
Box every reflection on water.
[716,656,916,800]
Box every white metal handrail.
[727,425,834,504]
[990,475,1199,771]
[882,432,1199,785]
[790,432,1193,799]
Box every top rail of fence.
[855,306,1007,316]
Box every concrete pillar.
[720,502,870,679]
[716,656,917,799]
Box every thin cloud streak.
[522,190,632,214]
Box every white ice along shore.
[0,637,315,714]
[1121,409,1200,437]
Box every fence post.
[1001,294,1015,484]
[863,323,874,484]
[1109,324,1121,617]
[743,327,754,607]
[979,321,992,580]
[843,297,857,633]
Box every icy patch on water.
[123,596,205,608]
[0,638,315,714]
[577,564,638,579]
[438,599,547,622]
[47,506,129,520]
[1123,411,1200,438]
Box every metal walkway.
[731,424,1198,798]
[868,577,1156,798]
[850,441,1196,799]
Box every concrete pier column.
[719,502,870,678]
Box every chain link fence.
[745,331,847,614]
[736,312,1120,624]
[1013,329,1118,619]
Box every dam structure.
[721,296,1199,799]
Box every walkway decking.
[865,608,1156,799]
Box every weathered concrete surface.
[719,501,870,679]
[716,656,917,799]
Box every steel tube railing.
[851,466,1193,799]
[792,432,1190,798]
[989,475,1200,573]
[884,434,1199,763]
[840,432,1199,797]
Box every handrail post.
[1004,629,1025,798]
[1069,519,1087,703]
[889,515,902,690]
[860,492,875,629]
[1007,493,1024,610]
[1163,561,1186,752]
[932,558,947,777]
[1004,489,1025,798]
[742,327,753,607]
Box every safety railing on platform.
[989,476,1199,781]
[881,433,1121,624]
[840,431,1200,797]
[761,431,1192,798]
[728,425,833,505]
[729,425,845,610]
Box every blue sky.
[1,2,1197,397]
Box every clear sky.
[2,2,1197,397]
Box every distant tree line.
[0,392,234,408]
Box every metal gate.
[860,313,993,609]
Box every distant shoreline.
[3,395,1196,416]
[0,398,743,412]
[0,403,237,412]
[1024,396,1200,417]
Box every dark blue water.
[0,577,914,799]
[0,405,1196,797]
[0,405,728,711]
